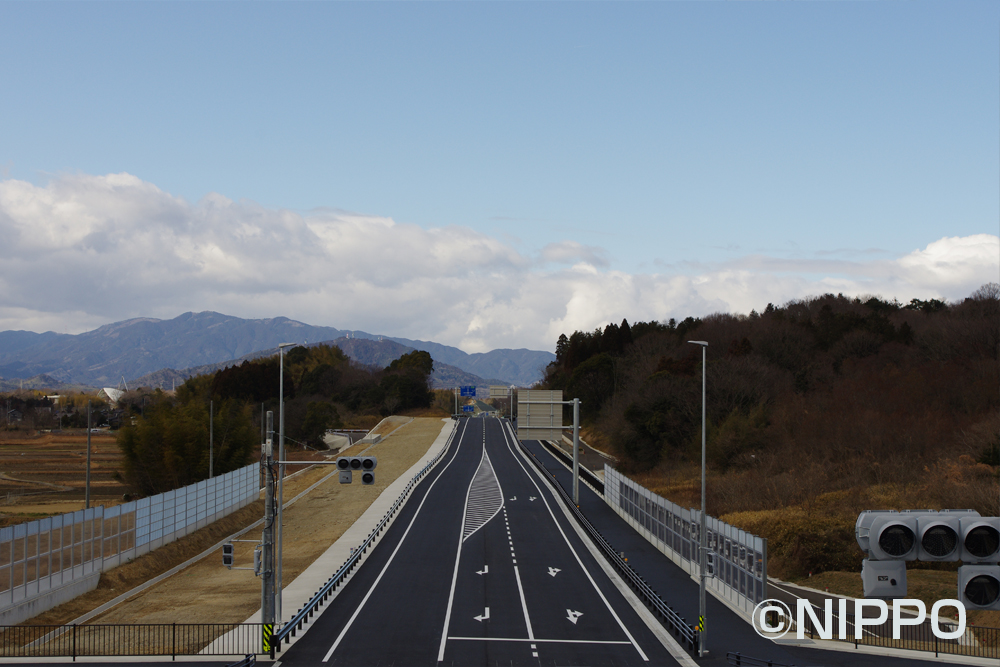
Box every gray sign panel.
[489,385,508,398]
[516,389,563,441]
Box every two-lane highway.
[281,417,685,666]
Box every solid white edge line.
[436,425,480,662]
[513,564,536,641]
[508,422,699,667]
[500,419,650,662]
[322,419,469,663]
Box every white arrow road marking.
[529,496,537,501]
[477,565,489,575]
[474,607,490,622]
[566,609,583,625]
[509,496,516,501]
[547,567,561,577]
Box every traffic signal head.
[222,543,234,568]
[337,456,377,483]
[958,564,1000,610]
[960,516,1000,563]
[856,510,919,561]
[916,510,978,561]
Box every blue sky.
[1,2,997,352]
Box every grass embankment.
[18,417,449,631]
[584,430,1000,629]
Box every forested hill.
[542,284,999,524]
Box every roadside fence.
[604,465,767,619]
[0,464,258,624]
[0,622,266,659]
[797,610,999,660]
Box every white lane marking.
[448,636,632,645]
[476,565,488,575]
[513,564,535,641]
[462,448,504,541]
[500,420,649,662]
[322,419,470,663]
[530,496,537,501]
[437,422,507,662]
[509,496,517,501]
[566,609,584,625]
[548,567,561,577]
[474,607,490,622]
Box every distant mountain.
[0,311,553,388]
[384,337,554,387]
[0,312,351,386]
[130,336,507,391]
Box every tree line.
[541,283,999,576]
[117,345,434,496]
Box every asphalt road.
[279,416,684,666]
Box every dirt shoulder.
[23,417,449,627]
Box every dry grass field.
[0,431,125,527]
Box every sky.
[1,1,997,354]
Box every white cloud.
[1,172,997,352]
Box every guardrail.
[538,439,605,495]
[0,622,266,659]
[272,421,459,653]
[513,427,699,656]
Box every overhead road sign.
[460,386,476,397]
[517,389,564,441]
[489,386,508,399]
[462,405,474,412]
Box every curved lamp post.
[687,339,708,657]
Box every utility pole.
[261,411,276,628]
[85,400,92,510]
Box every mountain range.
[0,311,554,390]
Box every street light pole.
[85,400,92,510]
[572,398,580,505]
[687,340,708,657]
[276,342,296,626]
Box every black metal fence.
[797,611,1000,660]
[0,623,267,660]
